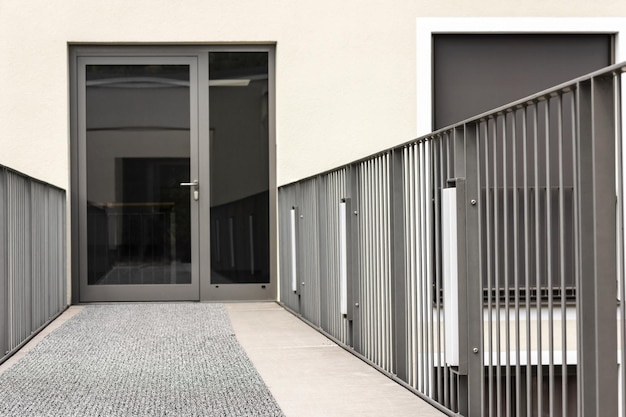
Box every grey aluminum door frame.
[71,45,277,302]
[76,55,201,302]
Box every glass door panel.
[208,52,270,287]
[79,58,199,301]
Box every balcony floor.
[0,302,445,417]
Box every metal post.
[317,177,329,329]
[576,76,618,417]
[346,164,361,351]
[390,147,407,380]
[463,122,484,417]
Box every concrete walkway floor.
[1,302,445,417]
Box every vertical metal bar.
[502,111,512,417]
[439,135,448,408]
[424,140,432,395]
[321,177,329,332]
[364,160,371,360]
[512,108,523,417]
[576,76,618,417]
[407,144,417,388]
[377,159,383,366]
[417,141,424,392]
[482,119,494,417]
[361,162,368,357]
[557,92,569,417]
[453,125,470,416]
[464,122,484,417]
[381,157,386,369]
[403,146,412,386]
[425,139,434,398]
[380,155,387,369]
[617,71,626,417]
[435,137,443,405]
[391,148,407,381]
[522,104,533,417]
[544,98,555,417]
[491,116,502,417]
[316,178,327,329]
[373,159,379,364]
[348,164,361,353]
[364,160,372,360]
[532,101,543,417]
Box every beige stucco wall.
[2,1,626,189]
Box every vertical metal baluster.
[512,108,522,417]
[502,112,512,417]
[557,92,569,417]
[422,142,430,396]
[522,106,532,417]
[532,101,543,417]
[385,152,390,373]
[360,163,367,357]
[332,177,336,327]
[410,145,417,388]
[437,136,446,407]
[483,119,494,417]
[365,160,372,361]
[387,153,394,373]
[419,141,427,394]
[475,122,487,417]
[405,146,414,387]
[416,143,421,391]
[380,155,386,369]
[384,154,390,371]
[544,97,555,417]
[615,72,626,417]
[375,157,381,367]
[492,116,502,417]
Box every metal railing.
[278,63,626,416]
[0,166,67,364]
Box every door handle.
[180,180,199,200]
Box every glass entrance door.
[78,57,200,302]
[73,47,276,302]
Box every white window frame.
[416,17,626,136]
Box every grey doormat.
[0,304,285,417]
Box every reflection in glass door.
[208,52,270,288]
[79,59,199,301]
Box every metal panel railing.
[278,63,626,416]
[0,166,67,364]
[317,169,350,344]
[357,154,394,372]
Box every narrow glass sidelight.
[208,52,270,285]
[85,64,192,286]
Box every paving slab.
[226,302,446,417]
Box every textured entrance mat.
[0,304,285,417]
